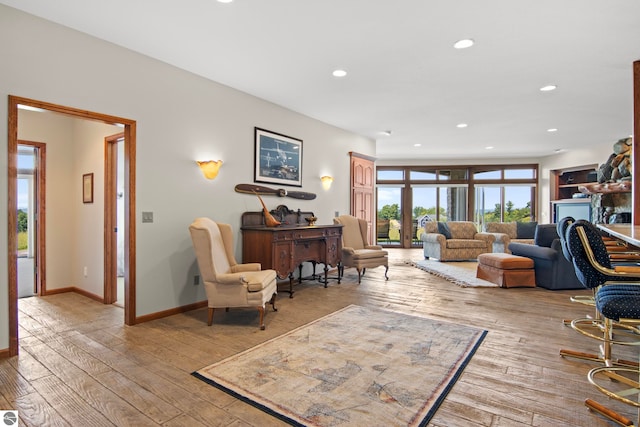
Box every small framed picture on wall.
[83,173,94,204]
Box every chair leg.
[257,306,266,330]
[207,307,214,326]
[585,398,635,426]
[384,265,389,281]
[356,268,363,284]
[560,317,639,368]
[270,292,278,312]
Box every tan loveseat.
[484,222,537,253]
[421,221,494,261]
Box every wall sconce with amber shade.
[321,175,334,190]
[197,160,223,180]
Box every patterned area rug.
[407,259,499,288]
[193,305,487,426]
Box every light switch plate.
[142,211,154,223]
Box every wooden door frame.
[7,95,137,357]
[104,133,123,304]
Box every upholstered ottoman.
[476,253,535,288]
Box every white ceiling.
[3,0,639,160]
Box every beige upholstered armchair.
[333,215,389,283]
[484,221,536,253]
[189,218,277,330]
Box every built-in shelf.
[551,165,598,201]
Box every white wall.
[71,119,123,295]
[0,5,374,351]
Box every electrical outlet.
[194,275,200,285]
[142,211,154,223]
[335,211,339,217]
[83,266,88,277]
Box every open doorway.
[17,141,45,298]
[7,95,137,357]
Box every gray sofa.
[508,224,583,290]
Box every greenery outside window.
[376,165,537,247]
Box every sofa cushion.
[512,238,535,245]
[534,224,559,248]
[446,239,488,249]
[447,221,478,240]
[517,221,538,239]
[485,222,517,238]
[477,253,534,270]
[351,248,390,260]
[437,222,452,239]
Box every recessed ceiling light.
[379,130,392,136]
[540,85,557,92]
[485,146,494,150]
[217,0,234,3]
[453,39,474,49]
[332,69,347,78]
[547,128,558,132]
[414,143,422,147]
[456,123,468,128]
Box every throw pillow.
[437,222,452,239]
[516,221,538,239]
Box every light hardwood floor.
[2,249,638,426]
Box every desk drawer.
[293,230,326,240]
[293,239,322,261]
[272,231,295,242]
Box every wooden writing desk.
[241,206,342,296]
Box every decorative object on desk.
[196,160,223,180]
[304,215,317,226]
[253,191,281,227]
[254,127,302,187]
[234,183,316,200]
[192,304,487,427]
